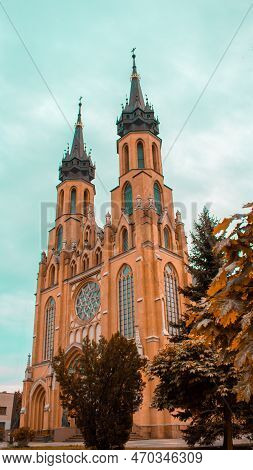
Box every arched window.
[152,143,159,172]
[71,262,77,277]
[137,141,144,169]
[122,228,128,252]
[154,182,162,215]
[44,297,55,361]
[70,188,76,214]
[83,189,90,216]
[119,265,135,339]
[123,144,129,173]
[164,264,180,336]
[49,265,55,287]
[83,254,89,271]
[95,248,102,265]
[58,190,64,216]
[123,183,133,215]
[164,227,171,250]
[57,226,63,253]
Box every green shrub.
[11,427,34,446]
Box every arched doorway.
[30,384,46,431]
[61,345,82,429]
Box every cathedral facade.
[20,52,190,440]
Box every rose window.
[75,282,100,321]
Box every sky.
[0,0,252,391]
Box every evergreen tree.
[53,333,147,450]
[181,205,222,303]
[172,206,222,342]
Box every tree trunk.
[223,404,233,450]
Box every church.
[20,51,190,440]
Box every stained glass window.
[164,264,180,336]
[137,142,144,169]
[119,265,135,338]
[76,282,100,321]
[44,297,55,361]
[154,182,162,215]
[57,226,63,252]
[124,183,133,215]
[70,188,76,214]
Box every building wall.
[0,392,14,432]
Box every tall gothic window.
[44,297,55,361]
[123,183,133,215]
[70,188,76,214]
[123,144,129,173]
[154,182,162,215]
[137,141,144,169]
[152,143,159,172]
[164,264,180,336]
[122,228,128,252]
[57,226,63,252]
[119,265,135,339]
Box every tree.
[192,203,253,402]
[11,391,22,431]
[182,206,222,302]
[53,333,147,449]
[151,205,253,449]
[172,207,222,341]
[150,339,253,449]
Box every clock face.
[75,282,100,321]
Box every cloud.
[162,112,253,234]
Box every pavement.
[0,438,251,450]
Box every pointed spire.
[59,98,95,182]
[70,97,85,159]
[27,353,31,367]
[129,48,145,110]
[116,50,160,137]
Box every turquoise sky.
[0,0,252,391]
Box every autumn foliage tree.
[53,333,147,450]
[192,203,253,402]
[151,205,253,449]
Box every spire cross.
[76,96,83,127]
[131,47,137,73]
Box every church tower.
[21,52,190,440]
